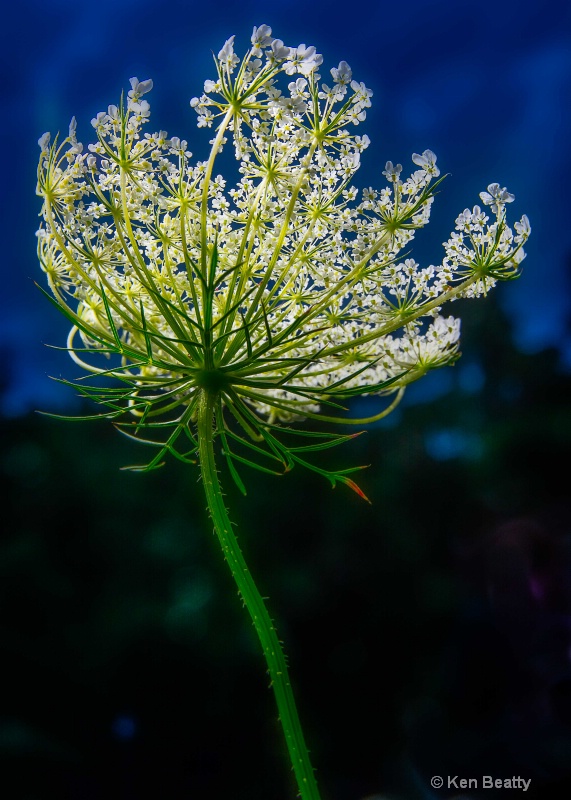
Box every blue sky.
[3,0,570,415]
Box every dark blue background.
[2,0,571,415]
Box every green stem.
[197,389,321,800]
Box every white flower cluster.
[36,25,529,426]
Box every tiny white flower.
[270,39,290,62]
[129,100,151,119]
[197,110,214,128]
[330,61,352,85]
[318,83,345,102]
[479,183,515,214]
[350,81,373,107]
[355,135,370,151]
[251,24,273,52]
[38,132,50,151]
[90,111,107,129]
[455,209,472,230]
[412,149,440,177]
[514,214,531,242]
[285,44,323,76]
[128,77,153,98]
[218,36,240,72]
[382,161,402,182]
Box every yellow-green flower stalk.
[36,24,529,800]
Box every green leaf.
[259,430,294,470]
[139,300,153,360]
[224,450,248,495]
[286,432,364,453]
[37,408,124,422]
[261,300,272,346]
[170,448,197,466]
[35,283,114,351]
[218,430,248,496]
[223,389,264,442]
[223,450,283,477]
[290,453,371,503]
[99,281,122,348]
[223,427,284,465]
[208,238,219,289]
[239,312,253,359]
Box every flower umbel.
[36,26,530,800]
[36,25,529,489]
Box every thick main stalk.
[197,389,321,800]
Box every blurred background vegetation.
[2,291,571,800]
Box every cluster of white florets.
[36,25,529,423]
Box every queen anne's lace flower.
[34,33,532,800]
[36,25,529,471]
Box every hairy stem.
[197,389,321,800]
